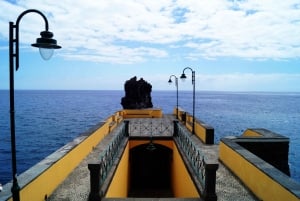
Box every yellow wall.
[21,122,111,201]
[172,144,200,198]
[151,109,163,118]
[105,140,174,198]
[194,122,207,142]
[242,129,263,137]
[219,142,299,201]
[173,107,211,144]
[121,109,162,118]
[105,143,130,197]
[173,107,179,118]
[6,113,121,201]
[105,140,199,198]
[129,140,173,150]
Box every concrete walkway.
[48,115,258,201]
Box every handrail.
[173,121,218,201]
[88,121,128,201]
[175,124,206,187]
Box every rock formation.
[121,76,153,109]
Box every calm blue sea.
[0,90,299,184]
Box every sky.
[0,0,300,91]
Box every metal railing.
[88,122,128,201]
[176,124,206,187]
[174,121,218,201]
[128,118,173,136]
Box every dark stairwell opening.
[129,143,173,197]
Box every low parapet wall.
[174,107,214,144]
[240,128,290,175]
[121,108,162,118]
[0,112,123,201]
[219,129,300,201]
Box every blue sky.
[0,0,300,91]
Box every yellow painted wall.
[105,143,130,197]
[185,120,193,132]
[194,122,207,143]
[219,142,299,201]
[242,129,263,137]
[172,107,179,118]
[6,113,121,201]
[172,143,199,198]
[173,107,210,144]
[121,109,162,118]
[130,139,200,198]
[105,140,174,198]
[20,121,111,201]
[105,139,199,198]
[129,140,173,150]
[151,109,163,118]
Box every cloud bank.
[0,0,300,64]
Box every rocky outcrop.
[121,76,153,109]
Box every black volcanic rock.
[121,76,153,109]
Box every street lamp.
[9,9,61,201]
[168,75,179,119]
[180,67,195,134]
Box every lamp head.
[180,73,187,80]
[31,31,61,60]
[168,78,172,84]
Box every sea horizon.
[2,89,300,93]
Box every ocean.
[0,90,299,185]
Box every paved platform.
[48,115,258,201]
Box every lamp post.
[9,9,61,201]
[180,67,195,134]
[168,75,179,119]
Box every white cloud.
[196,73,300,91]
[0,0,300,63]
[61,46,168,64]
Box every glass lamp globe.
[39,48,54,60]
[32,30,61,60]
